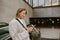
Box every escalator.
[0,22,11,40]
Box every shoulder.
[9,19,18,24]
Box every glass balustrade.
[24,0,60,8]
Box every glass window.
[29,0,33,6]
[39,0,44,6]
[33,0,39,7]
[52,0,59,6]
[25,0,29,2]
[24,0,60,8]
[45,0,51,6]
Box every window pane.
[39,0,44,6]
[45,0,51,6]
[25,0,29,2]
[52,0,59,6]
[29,0,31,5]
[33,0,39,7]
[29,0,33,6]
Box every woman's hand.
[27,27,33,33]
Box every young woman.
[9,8,33,40]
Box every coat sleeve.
[9,21,22,40]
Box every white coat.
[9,18,30,40]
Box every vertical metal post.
[44,0,45,6]
[51,0,52,6]
[38,0,39,7]
[32,0,33,7]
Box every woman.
[9,8,33,40]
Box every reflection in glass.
[33,0,39,7]
[45,0,51,6]
[39,0,44,6]
[52,0,59,6]
[29,0,33,6]
[57,19,59,21]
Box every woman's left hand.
[27,27,33,33]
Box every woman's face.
[18,10,26,19]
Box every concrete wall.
[40,28,60,39]
[0,0,33,24]
[33,7,60,17]
[33,7,60,39]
